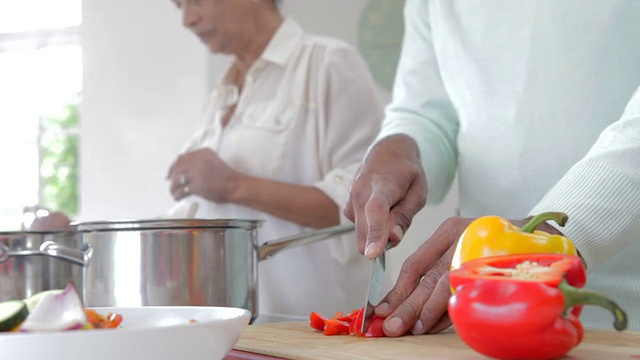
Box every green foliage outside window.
[39,94,80,216]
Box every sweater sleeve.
[529,86,640,270]
[373,0,459,204]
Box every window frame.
[0,25,79,52]
[0,23,82,228]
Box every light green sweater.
[378,0,640,330]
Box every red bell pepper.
[449,253,627,360]
[308,307,386,337]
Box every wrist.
[382,134,421,160]
[228,173,253,205]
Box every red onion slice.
[20,283,88,332]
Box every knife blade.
[360,247,387,334]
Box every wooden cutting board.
[234,322,640,359]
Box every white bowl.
[0,306,251,360]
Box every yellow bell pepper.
[450,212,577,270]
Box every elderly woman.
[167,0,384,319]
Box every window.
[0,0,82,230]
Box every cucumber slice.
[0,300,29,332]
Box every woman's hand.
[167,148,241,203]
[375,217,473,336]
[343,134,428,258]
[29,212,73,231]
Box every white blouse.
[178,18,384,318]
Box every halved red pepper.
[449,253,627,360]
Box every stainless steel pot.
[74,219,354,322]
[0,231,91,301]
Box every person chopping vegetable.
[344,0,640,336]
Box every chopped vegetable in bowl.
[0,283,123,332]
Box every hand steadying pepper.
[348,212,579,337]
[449,253,627,360]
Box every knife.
[360,245,388,334]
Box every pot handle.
[258,224,355,261]
[0,241,92,267]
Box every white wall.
[81,0,209,220]
[282,1,369,42]
[81,0,458,287]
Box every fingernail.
[393,225,404,240]
[364,242,376,257]
[411,320,424,335]
[375,302,389,314]
[385,317,403,334]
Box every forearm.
[231,175,340,229]
[379,0,458,205]
[529,88,640,269]
[529,160,640,270]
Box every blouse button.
[334,174,344,183]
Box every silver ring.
[183,186,190,195]
[179,173,189,186]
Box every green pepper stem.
[521,212,569,233]
[559,279,628,331]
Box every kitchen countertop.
[225,321,640,360]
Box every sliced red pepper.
[352,307,365,336]
[324,318,350,336]
[363,315,386,338]
[309,311,327,332]
[449,253,627,360]
[350,307,386,337]
[348,315,357,334]
[84,309,123,329]
[343,307,386,337]
[105,313,123,328]
[309,307,387,337]
[335,309,359,322]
